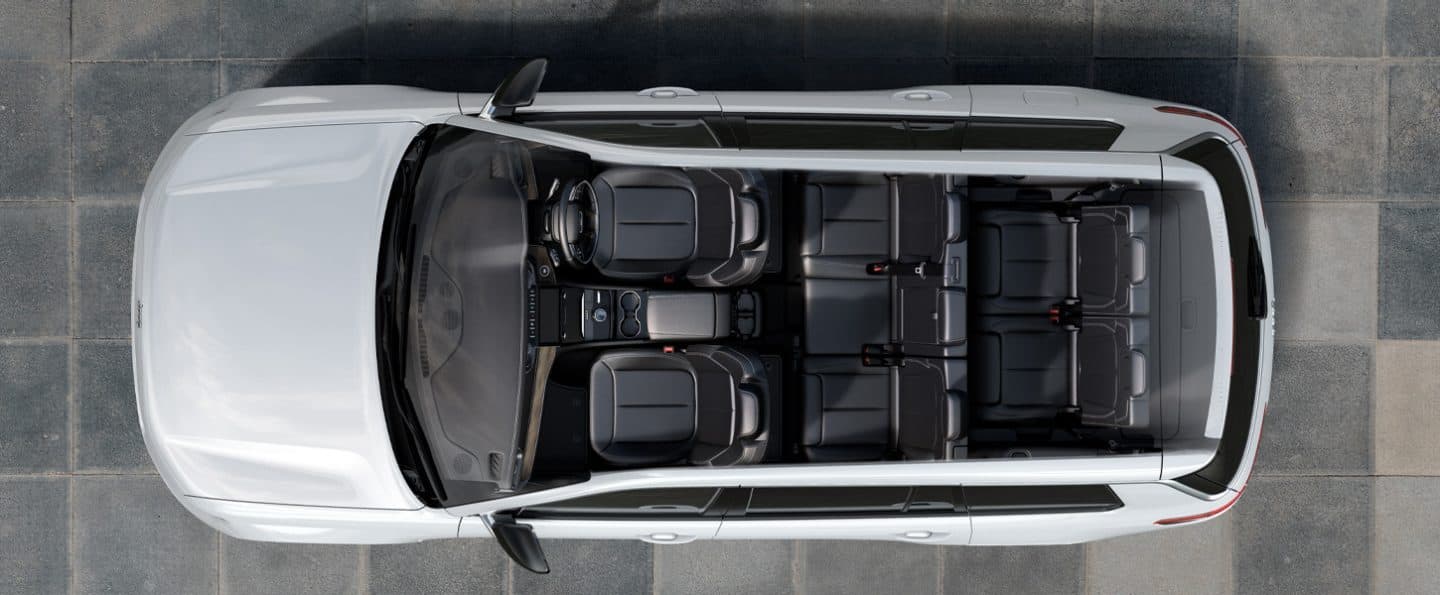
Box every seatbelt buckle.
[866,262,890,275]
[861,343,905,367]
[1049,298,1083,329]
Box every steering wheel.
[561,181,599,266]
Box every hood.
[134,122,425,510]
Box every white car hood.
[134,122,425,510]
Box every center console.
[537,286,761,346]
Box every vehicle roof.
[134,121,424,510]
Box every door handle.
[638,86,699,99]
[641,532,698,544]
[896,530,948,542]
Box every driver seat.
[588,167,767,287]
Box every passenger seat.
[801,173,892,354]
[589,346,768,467]
[801,356,966,461]
[971,315,1149,428]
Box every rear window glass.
[745,487,910,515]
[743,119,913,150]
[964,119,1122,151]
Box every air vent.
[417,256,432,376]
[488,452,504,479]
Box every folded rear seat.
[801,356,967,461]
[1075,317,1149,428]
[1078,205,1149,316]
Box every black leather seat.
[1077,205,1149,316]
[973,209,1074,316]
[589,167,767,287]
[971,315,1149,428]
[801,356,965,462]
[801,174,892,354]
[589,346,768,467]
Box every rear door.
[713,486,972,544]
[509,487,725,544]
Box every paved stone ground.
[1,0,1437,593]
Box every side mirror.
[486,513,550,574]
[483,58,548,120]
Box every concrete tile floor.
[0,0,1437,593]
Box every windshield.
[378,125,536,506]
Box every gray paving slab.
[952,58,1092,86]
[0,477,67,594]
[368,538,507,595]
[1086,515,1233,595]
[803,541,939,594]
[1375,477,1440,595]
[512,539,653,595]
[944,544,1084,594]
[223,59,368,93]
[1095,0,1236,57]
[1094,58,1236,117]
[804,59,952,91]
[1386,0,1440,57]
[1387,64,1440,196]
[529,58,661,92]
[77,203,137,339]
[1379,204,1440,339]
[366,0,511,59]
[654,540,796,595]
[73,0,220,60]
[1258,341,1372,475]
[73,476,219,595]
[1233,476,1371,595]
[0,61,70,200]
[221,0,364,59]
[658,57,807,91]
[1237,60,1382,198]
[367,58,519,93]
[222,538,363,595]
[1262,202,1377,341]
[1375,341,1440,476]
[1239,0,1382,57]
[76,342,150,472]
[803,0,947,59]
[949,0,1093,57]
[0,205,69,336]
[73,62,219,199]
[661,0,803,58]
[513,0,659,60]
[0,343,67,473]
[0,0,70,60]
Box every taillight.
[1155,485,1244,526]
[1155,105,1246,145]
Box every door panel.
[526,518,721,542]
[714,516,970,544]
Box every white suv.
[133,59,1274,573]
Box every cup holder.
[618,291,642,338]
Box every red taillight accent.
[1156,485,1245,526]
[1156,105,1246,145]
